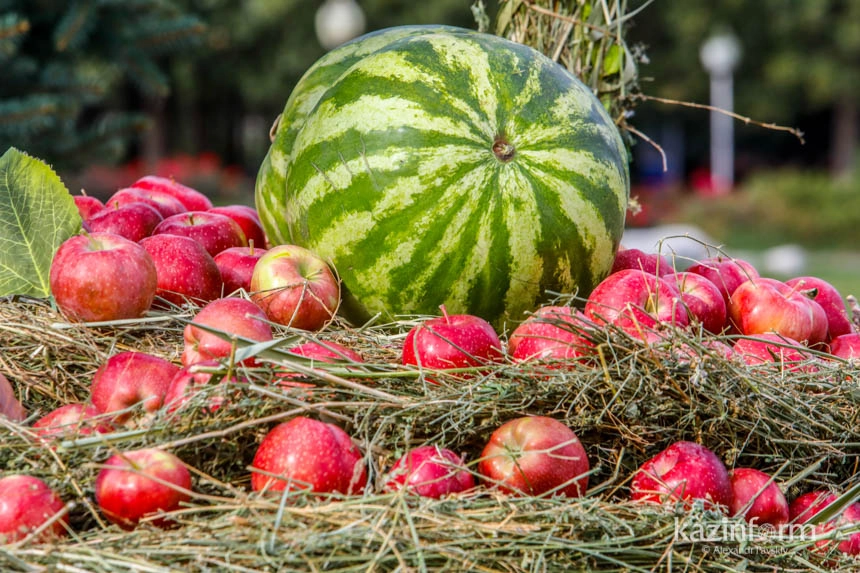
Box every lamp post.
[700,33,741,194]
[315,0,366,51]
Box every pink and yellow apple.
[250,245,340,331]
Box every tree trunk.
[830,95,857,180]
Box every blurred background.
[1,0,858,293]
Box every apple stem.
[785,279,818,300]
[439,304,450,324]
[248,239,255,255]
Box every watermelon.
[255,25,629,328]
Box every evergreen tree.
[0,0,205,168]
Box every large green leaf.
[0,147,81,297]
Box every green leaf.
[0,147,82,298]
[603,44,623,77]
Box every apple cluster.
[52,176,340,331]
[629,440,860,556]
[585,247,860,368]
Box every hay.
[1,294,859,571]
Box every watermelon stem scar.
[492,135,516,163]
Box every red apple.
[275,341,364,388]
[611,247,673,277]
[90,351,180,422]
[33,403,112,439]
[251,416,367,495]
[0,372,25,422]
[139,234,223,307]
[401,307,503,377]
[790,491,839,524]
[73,193,105,221]
[584,269,688,339]
[830,332,860,359]
[250,245,340,331]
[50,232,158,322]
[508,306,595,363]
[154,211,247,257]
[687,256,759,307]
[163,360,239,413]
[630,441,732,511]
[207,205,267,249]
[213,245,266,295]
[790,491,860,556]
[287,340,364,363]
[86,202,163,243]
[478,416,589,498]
[132,175,214,212]
[181,297,273,366]
[665,271,727,334]
[785,276,854,342]
[0,475,68,543]
[729,468,790,526]
[107,187,186,219]
[95,448,191,530]
[729,277,828,346]
[732,333,816,371]
[384,445,475,499]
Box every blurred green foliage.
[0,0,205,168]
[674,167,860,249]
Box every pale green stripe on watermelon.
[257,26,630,326]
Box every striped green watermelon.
[255,25,629,327]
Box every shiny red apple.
[785,276,854,342]
[729,277,828,346]
[33,403,112,439]
[402,307,503,377]
[665,271,727,334]
[86,202,163,243]
[630,441,732,511]
[385,445,475,499]
[154,211,247,257]
[479,416,589,498]
[132,175,214,212]
[251,416,367,495]
[213,245,266,295]
[729,467,789,526]
[95,448,192,530]
[181,297,273,366]
[73,193,105,221]
[107,187,186,219]
[208,205,267,249]
[90,351,180,422]
[584,269,688,339]
[507,306,595,363]
[0,475,68,543]
[50,232,158,322]
[687,256,759,307]
[140,234,223,307]
[611,247,673,277]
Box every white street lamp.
[700,33,741,194]
[315,0,366,51]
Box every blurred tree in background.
[629,0,859,180]
[0,0,205,169]
[163,0,482,175]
